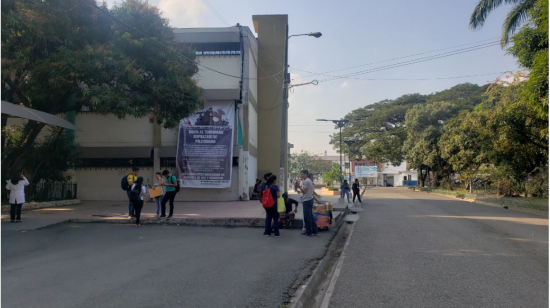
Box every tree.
[507,0,548,138]
[329,93,427,165]
[403,101,465,187]
[289,151,331,180]
[322,163,341,186]
[469,0,537,46]
[1,0,205,181]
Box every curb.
[412,190,548,217]
[288,208,349,308]
[1,199,81,213]
[68,217,265,228]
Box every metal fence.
[2,182,77,203]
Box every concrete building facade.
[67,16,287,201]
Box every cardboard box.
[149,186,163,198]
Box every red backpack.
[261,185,275,209]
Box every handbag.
[277,197,286,213]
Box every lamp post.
[344,140,356,183]
[280,31,322,193]
[316,119,349,189]
[316,115,370,190]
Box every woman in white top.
[130,177,147,227]
[5,172,30,223]
[154,172,165,218]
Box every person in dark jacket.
[279,192,298,229]
[352,179,362,203]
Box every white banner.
[176,102,235,188]
[355,166,378,178]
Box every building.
[67,15,288,201]
[377,162,418,187]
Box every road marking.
[320,218,357,308]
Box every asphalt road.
[329,188,548,308]
[2,223,336,308]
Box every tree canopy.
[1,0,205,181]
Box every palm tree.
[469,0,537,47]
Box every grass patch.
[477,196,549,211]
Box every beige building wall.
[253,15,287,182]
[194,56,241,90]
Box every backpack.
[168,175,180,193]
[261,185,275,209]
[121,174,130,191]
[130,184,141,203]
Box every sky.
[106,0,521,155]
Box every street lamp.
[280,30,322,192]
[317,115,370,190]
[344,140,356,183]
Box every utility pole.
[344,140,356,183]
[280,31,322,193]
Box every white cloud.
[157,0,208,27]
[340,81,350,88]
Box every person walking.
[130,177,147,227]
[298,170,319,237]
[126,167,140,218]
[160,170,177,219]
[5,172,30,223]
[279,192,298,229]
[342,180,351,203]
[264,175,281,237]
[352,179,362,204]
[154,172,165,217]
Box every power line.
[295,37,500,78]
[200,0,285,84]
[80,0,283,81]
[317,42,501,83]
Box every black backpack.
[130,184,141,203]
[121,174,131,191]
[170,175,180,193]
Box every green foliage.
[469,0,537,46]
[322,163,342,185]
[507,0,548,137]
[289,151,331,180]
[1,0,205,181]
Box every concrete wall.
[72,166,240,201]
[194,56,241,90]
[254,15,287,179]
[75,114,154,147]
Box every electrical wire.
[80,0,283,81]
[295,37,500,77]
[316,42,501,83]
[200,0,284,84]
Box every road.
[328,187,548,308]
[2,223,336,308]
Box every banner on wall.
[176,102,235,188]
[355,166,378,178]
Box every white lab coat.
[5,177,30,204]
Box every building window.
[191,42,241,56]
[75,158,153,168]
[161,157,177,168]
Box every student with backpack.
[121,167,140,218]
[261,174,281,237]
[160,170,179,219]
[130,177,147,227]
[259,172,272,235]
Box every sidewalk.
[1,193,347,231]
